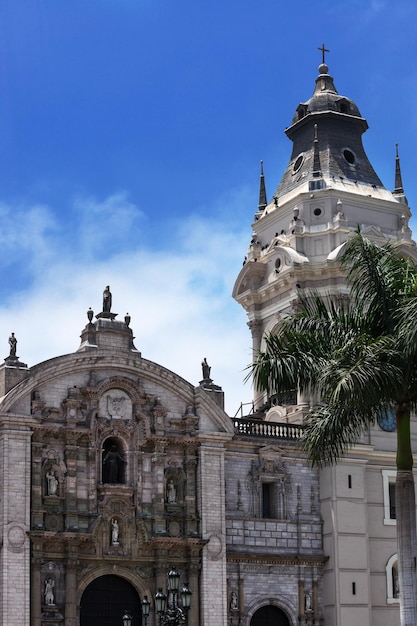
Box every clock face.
[377,406,397,432]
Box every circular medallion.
[168,521,181,537]
[207,534,223,560]
[45,514,63,532]
[8,524,26,549]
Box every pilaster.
[0,423,32,626]
[199,442,228,625]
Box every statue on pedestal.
[201,357,211,380]
[167,479,177,504]
[45,578,55,606]
[103,286,112,313]
[111,518,119,545]
[46,470,58,496]
[8,332,17,357]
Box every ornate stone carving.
[7,523,26,553]
[62,386,86,422]
[246,457,292,519]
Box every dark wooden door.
[250,605,291,626]
[80,575,141,626]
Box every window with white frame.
[386,554,399,603]
[382,470,396,525]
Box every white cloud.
[0,201,57,271]
[0,191,254,415]
[73,192,145,259]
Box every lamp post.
[141,595,150,626]
[154,567,192,626]
[122,611,132,626]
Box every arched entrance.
[250,604,291,626]
[80,575,142,626]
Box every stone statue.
[8,332,17,357]
[305,591,313,612]
[201,357,211,380]
[45,578,55,605]
[230,591,238,611]
[46,470,58,496]
[111,518,119,545]
[103,444,124,483]
[103,286,112,313]
[167,479,177,504]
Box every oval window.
[343,148,356,165]
[293,154,304,173]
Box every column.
[248,320,264,411]
[188,561,199,626]
[65,549,78,626]
[31,556,42,626]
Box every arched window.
[386,554,400,603]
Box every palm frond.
[301,403,378,467]
[318,335,403,406]
[246,232,417,469]
[341,231,417,333]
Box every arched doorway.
[250,604,291,626]
[80,575,142,626]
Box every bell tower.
[233,54,415,414]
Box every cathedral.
[0,54,414,626]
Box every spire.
[258,160,267,211]
[393,143,408,205]
[312,124,322,178]
[312,44,338,97]
[394,143,404,193]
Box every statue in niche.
[102,444,125,483]
[111,518,119,545]
[230,591,238,611]
[166,479,177,504]
[46,470,58,496]
[103,286,112,313]
[8,332,17,357]
[304,591,313,612]
[44,578,55,605]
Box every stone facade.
[0,58,414,626]
[0,304,321,626]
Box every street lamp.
[122,611,132,626]
[180,583,192,612]
[155,588,167,615]
[141,595,150,626]
[154,568,192,625]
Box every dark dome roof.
[273,62,385,200]
[291,63,361,124]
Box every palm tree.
[248,232,417,626]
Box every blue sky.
[0,0,416,414]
